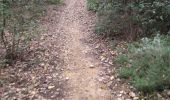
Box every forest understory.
[0,0,170,100]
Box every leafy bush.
[132,0,170,36]
[87,0,99,11]
[116,35,170,93]
[95,0,130,37]
[90,0,170,39]
[47,0,61,4]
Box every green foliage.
[95,0,127,36]
[115,54,128,64]
[119,67,134,79]
[47,0,61,4]
[92,0,170,39]
[132,0,170,36]
[87,0,99,11]
[116,35,170,93]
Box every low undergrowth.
[87,0,99,11]
[115,35,170,98]
[87,0,170,99]
[87,0,170,39]
[0,0,61,66]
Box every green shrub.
[132,0,170,36]
[119,67,134,79]
[115,54,128,64]
[116,35,170,93]
[94,0,170,39]
[47,0,61,4]
[95,0,124,36]
[87,0,99,11]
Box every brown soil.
[59,0,111,100]
[54,0,113,99]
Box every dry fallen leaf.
[48,86,55,89]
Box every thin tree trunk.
[1,0,7,50]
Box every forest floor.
[1,0,134,100]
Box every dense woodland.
[0,0,170,99]
[88,0,170,99]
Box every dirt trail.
[0,0,133,99]
[55,0,112,99]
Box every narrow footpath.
[55,0,113,99]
